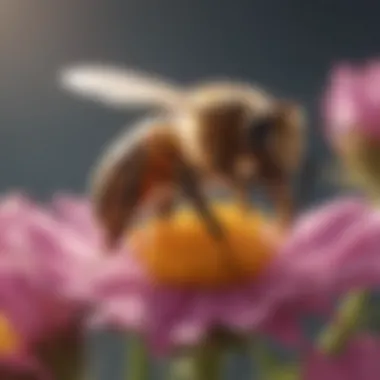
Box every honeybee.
[59,65,305,252]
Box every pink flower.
[278,196,380,294]
[90,199,376,356]
[0,193,104,376]
[0,354,51,380]
[323,60,380,142]
[303,335,380,380]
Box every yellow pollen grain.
[128,202,283,289]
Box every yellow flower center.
[0,314,21,356]
[129,202,283,289]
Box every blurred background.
[1,1,380,379]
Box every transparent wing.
[58,64,184,109]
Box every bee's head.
[246,101,306,176]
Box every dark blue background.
[1,1,380,378]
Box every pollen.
[129,202,283,289]
[0,314,21,356]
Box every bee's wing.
[59,64,184,110]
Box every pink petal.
[303,335,380,380]
[323,60,380,141]
[0,192,104,346]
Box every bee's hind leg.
[92,144,148,250]
[265,177,294,228]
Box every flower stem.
[250,339,299,380]
[318,290,369,355]
[36,323,85,380]
[194,342,222,380]
[169,341,223,380]
[126,334,149,380]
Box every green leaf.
[249,337,300,380]
[169,338,224,380]
[267,364,300,380]
[125,334,150,380]
[317,290,369,355]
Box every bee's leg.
[232,176,252,214]
[93,145,148,250]
[265,177,294,228]
[175,159,244,274]
[175,159,225,241]
[230,157,257,213]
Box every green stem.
[36,323,85,380]
[318,290,369,355]
[250,339,299,380]
[194,342,222,380]
[169,341,223,380]
[126,334,149,380]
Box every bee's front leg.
[265,177,294,228]
[230,156,257,213]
